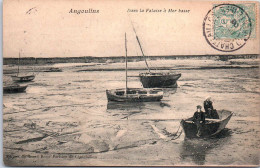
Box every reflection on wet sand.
[106,101,172,110]
[163,87,178,97]
[180,128,232,165]
[106,101,171,120]
[106,101,146,111]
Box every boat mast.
[130,20,151,73]
[33,57,36,75]
[17,51,20,76]
[125,33,128,95]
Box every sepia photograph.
[2,0,260,166]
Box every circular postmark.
[203,4,252,52]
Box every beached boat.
[3,84,28,93]
[181,110,233,138]
[11,75,35,82]
[106,33,164,102]
[106,88,163,102]
[11,51,36,82]
[139,72,181,88]
[130,21,181,88]
[44,67,62,72]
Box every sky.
[3,0,260,58]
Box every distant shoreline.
[3,54,259,65]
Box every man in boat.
[192,105,205,137]
[204,97,219,119]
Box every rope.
[172,123,181,136]
[171,130,183,140]
[162,122,183,140]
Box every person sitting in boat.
[192,105,205,137]
[204,97,219,119]
[193,105,205,123]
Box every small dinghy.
[181,110,233,138]
[3,84,28,93]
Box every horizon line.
[3,54,260,59]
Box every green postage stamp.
[203,3,257,52]
[213,3,256,39]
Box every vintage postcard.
[2,0,260,166]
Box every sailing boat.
[131,22,181,88]
[106,33,164,102]
[11,51,36,82]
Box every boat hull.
[139,73,181,88]
[44,70,62,72]
[106,88,163,102]
[11,75,35,82]
[44,68,62,72]
[3,85,28,93]
[181,110,233,138]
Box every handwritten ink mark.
[26,7,37,15]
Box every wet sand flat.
[3,60,260,166]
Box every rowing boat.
[181,110,233,138]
